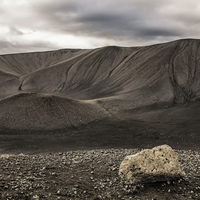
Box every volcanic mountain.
[0,39,200,146]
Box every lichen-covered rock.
[119,145,185,185]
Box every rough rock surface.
[119,145,185,185]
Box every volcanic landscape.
[0,39,200,199]
[0,38,200,154]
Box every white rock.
[119,144,185,185]
[0,154,14,158]
[32,195,39,200]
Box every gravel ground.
[0,148,200,200]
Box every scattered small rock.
[31,195,39,200]
[0,148,199,199]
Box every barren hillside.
[0,39,200,153]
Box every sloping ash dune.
[0,93,110,130]
[0,38,200,133]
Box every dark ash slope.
[0,39,200,153]
[1,39,200,103]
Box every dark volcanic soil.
[0,149,200,200]
[0,101,200,200]
[1,102,200,154]
[0,102,200,199]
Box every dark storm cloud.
[136,28,180,38]
[33,0,179,41]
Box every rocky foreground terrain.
[0,148,200,200]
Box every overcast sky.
[0,0,200,54]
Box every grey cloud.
[0,40,13,49]
[9,26,24,35]
[134,28,179,39]
[173,13,200,26]
[32,0,181,43]
[1,0,200,54]
[0,39,58,55]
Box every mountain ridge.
[0,38,200,130]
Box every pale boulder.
[119,145,185,185]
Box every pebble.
[32,195,39,200]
